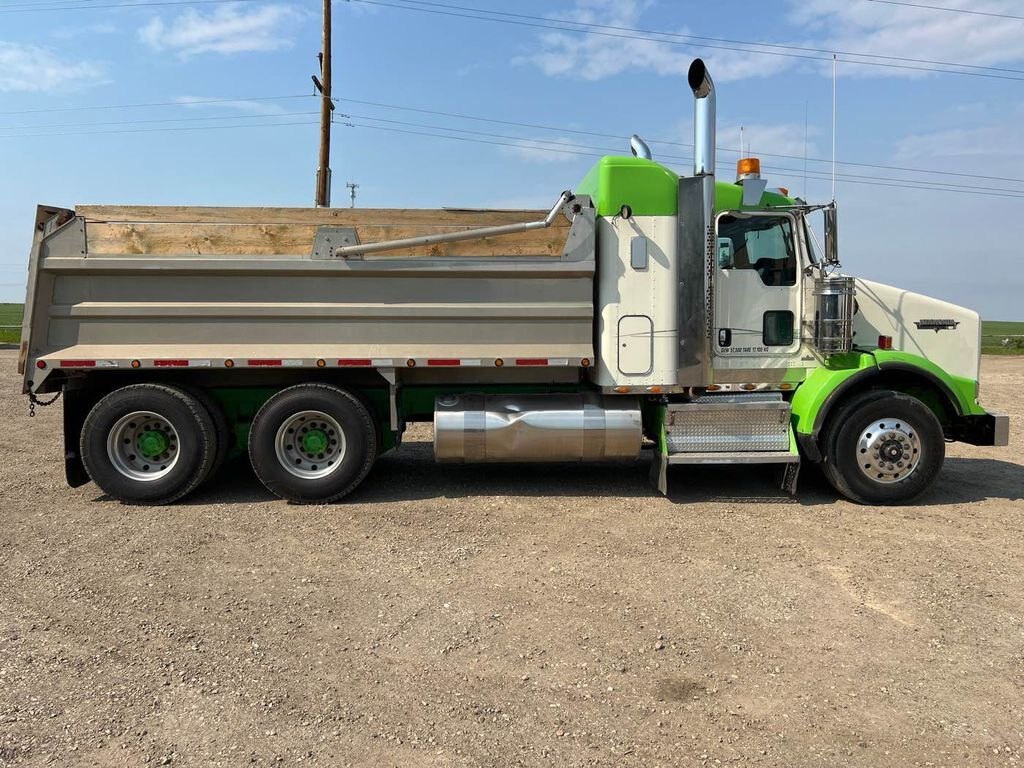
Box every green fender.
[791,349,984,439]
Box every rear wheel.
[179,384,231,484]
[80,384,217,505]
[248,384,377,504]
[822,389,945,505]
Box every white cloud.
[0,42,103,92]
[718,122,821,164]
[501,136,594,163]
[519,0,1024,83]
[139,3,301,57]
[789,0,1024,78]
[891,122,1024,170]
[51,23,117,41]
[174,95,286,114]
[516,0,789,83]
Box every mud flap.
[649,450,668,496]
[62,387,91,488]
[781,461,800,496]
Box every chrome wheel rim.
[106,410,180,481]
[274,410,346,479]
[856,417,922,484]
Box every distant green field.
[0,303,22,344]
[1,302,1021,354]
[982,320,1024,355]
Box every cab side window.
[717,215,797,287]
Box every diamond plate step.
[665,393,791,454]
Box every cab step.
[651,393,801,496]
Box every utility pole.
[346,181,359,208]
[313,0,332,207]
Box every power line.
[391,0,1024,77]
[349,0,1024,82]
[340,121,1024,199]
[0,110,319,131]
[2,89,1022,189]
[0,119,317,139]
[335,97,1024,187]
[337,114,1024,195]
[864,0,1024,21]
[3,98,1016,195]
[0,94,313,117]
[0,111,1017,199]
[0,0,261,12]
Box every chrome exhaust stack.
[676,58,717,387]
[688,58,715,177]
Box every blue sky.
[1,0,1023,318]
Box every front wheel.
[248,384,377,504]
[822,390,945,505]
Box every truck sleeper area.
[18,58,1008,507]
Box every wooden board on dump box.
[76,206,570,258]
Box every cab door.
[713,211,802,365]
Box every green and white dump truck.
[18,60,1008,505]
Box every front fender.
[790,350,986,460]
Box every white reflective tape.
[460,359,482,367]
[548,358,570,366]
[190,359,212,368]
[371,358,392,367]
[96,360,117,368]
[282,359,304,368]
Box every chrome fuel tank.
[434,393,642,463]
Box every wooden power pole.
[314,0,332,207]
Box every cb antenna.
[831,53,837,202]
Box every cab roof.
[576,156,795,217]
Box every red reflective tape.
[154,359,189,367]
[337,358,372,367]
[514,358,548,366]
[60,360,95,368]
[426,359,460,366]
[248,359,282,367]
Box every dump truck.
[18,59,1009,506]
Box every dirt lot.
[1,351,1022,767]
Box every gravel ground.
[1,351,1022,767]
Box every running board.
[650,397,801,496]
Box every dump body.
[21,203,596,392]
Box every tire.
[80,384,217,505]
[822,389,945,505]
[178,384,231,484]
[819,389,890,494]
[248,384,377,504]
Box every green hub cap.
[301,429,329,455]
[274,409,347,480]
[106,410,180,482]
[137,429,170,458]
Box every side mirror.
[824,204,839,266]
[717,237,734,268]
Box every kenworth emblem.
[915,319,960,332]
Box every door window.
[763,310,795,346]
[717,215,797,287]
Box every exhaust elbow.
[629,134,652,160]
[688,58,715,177]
